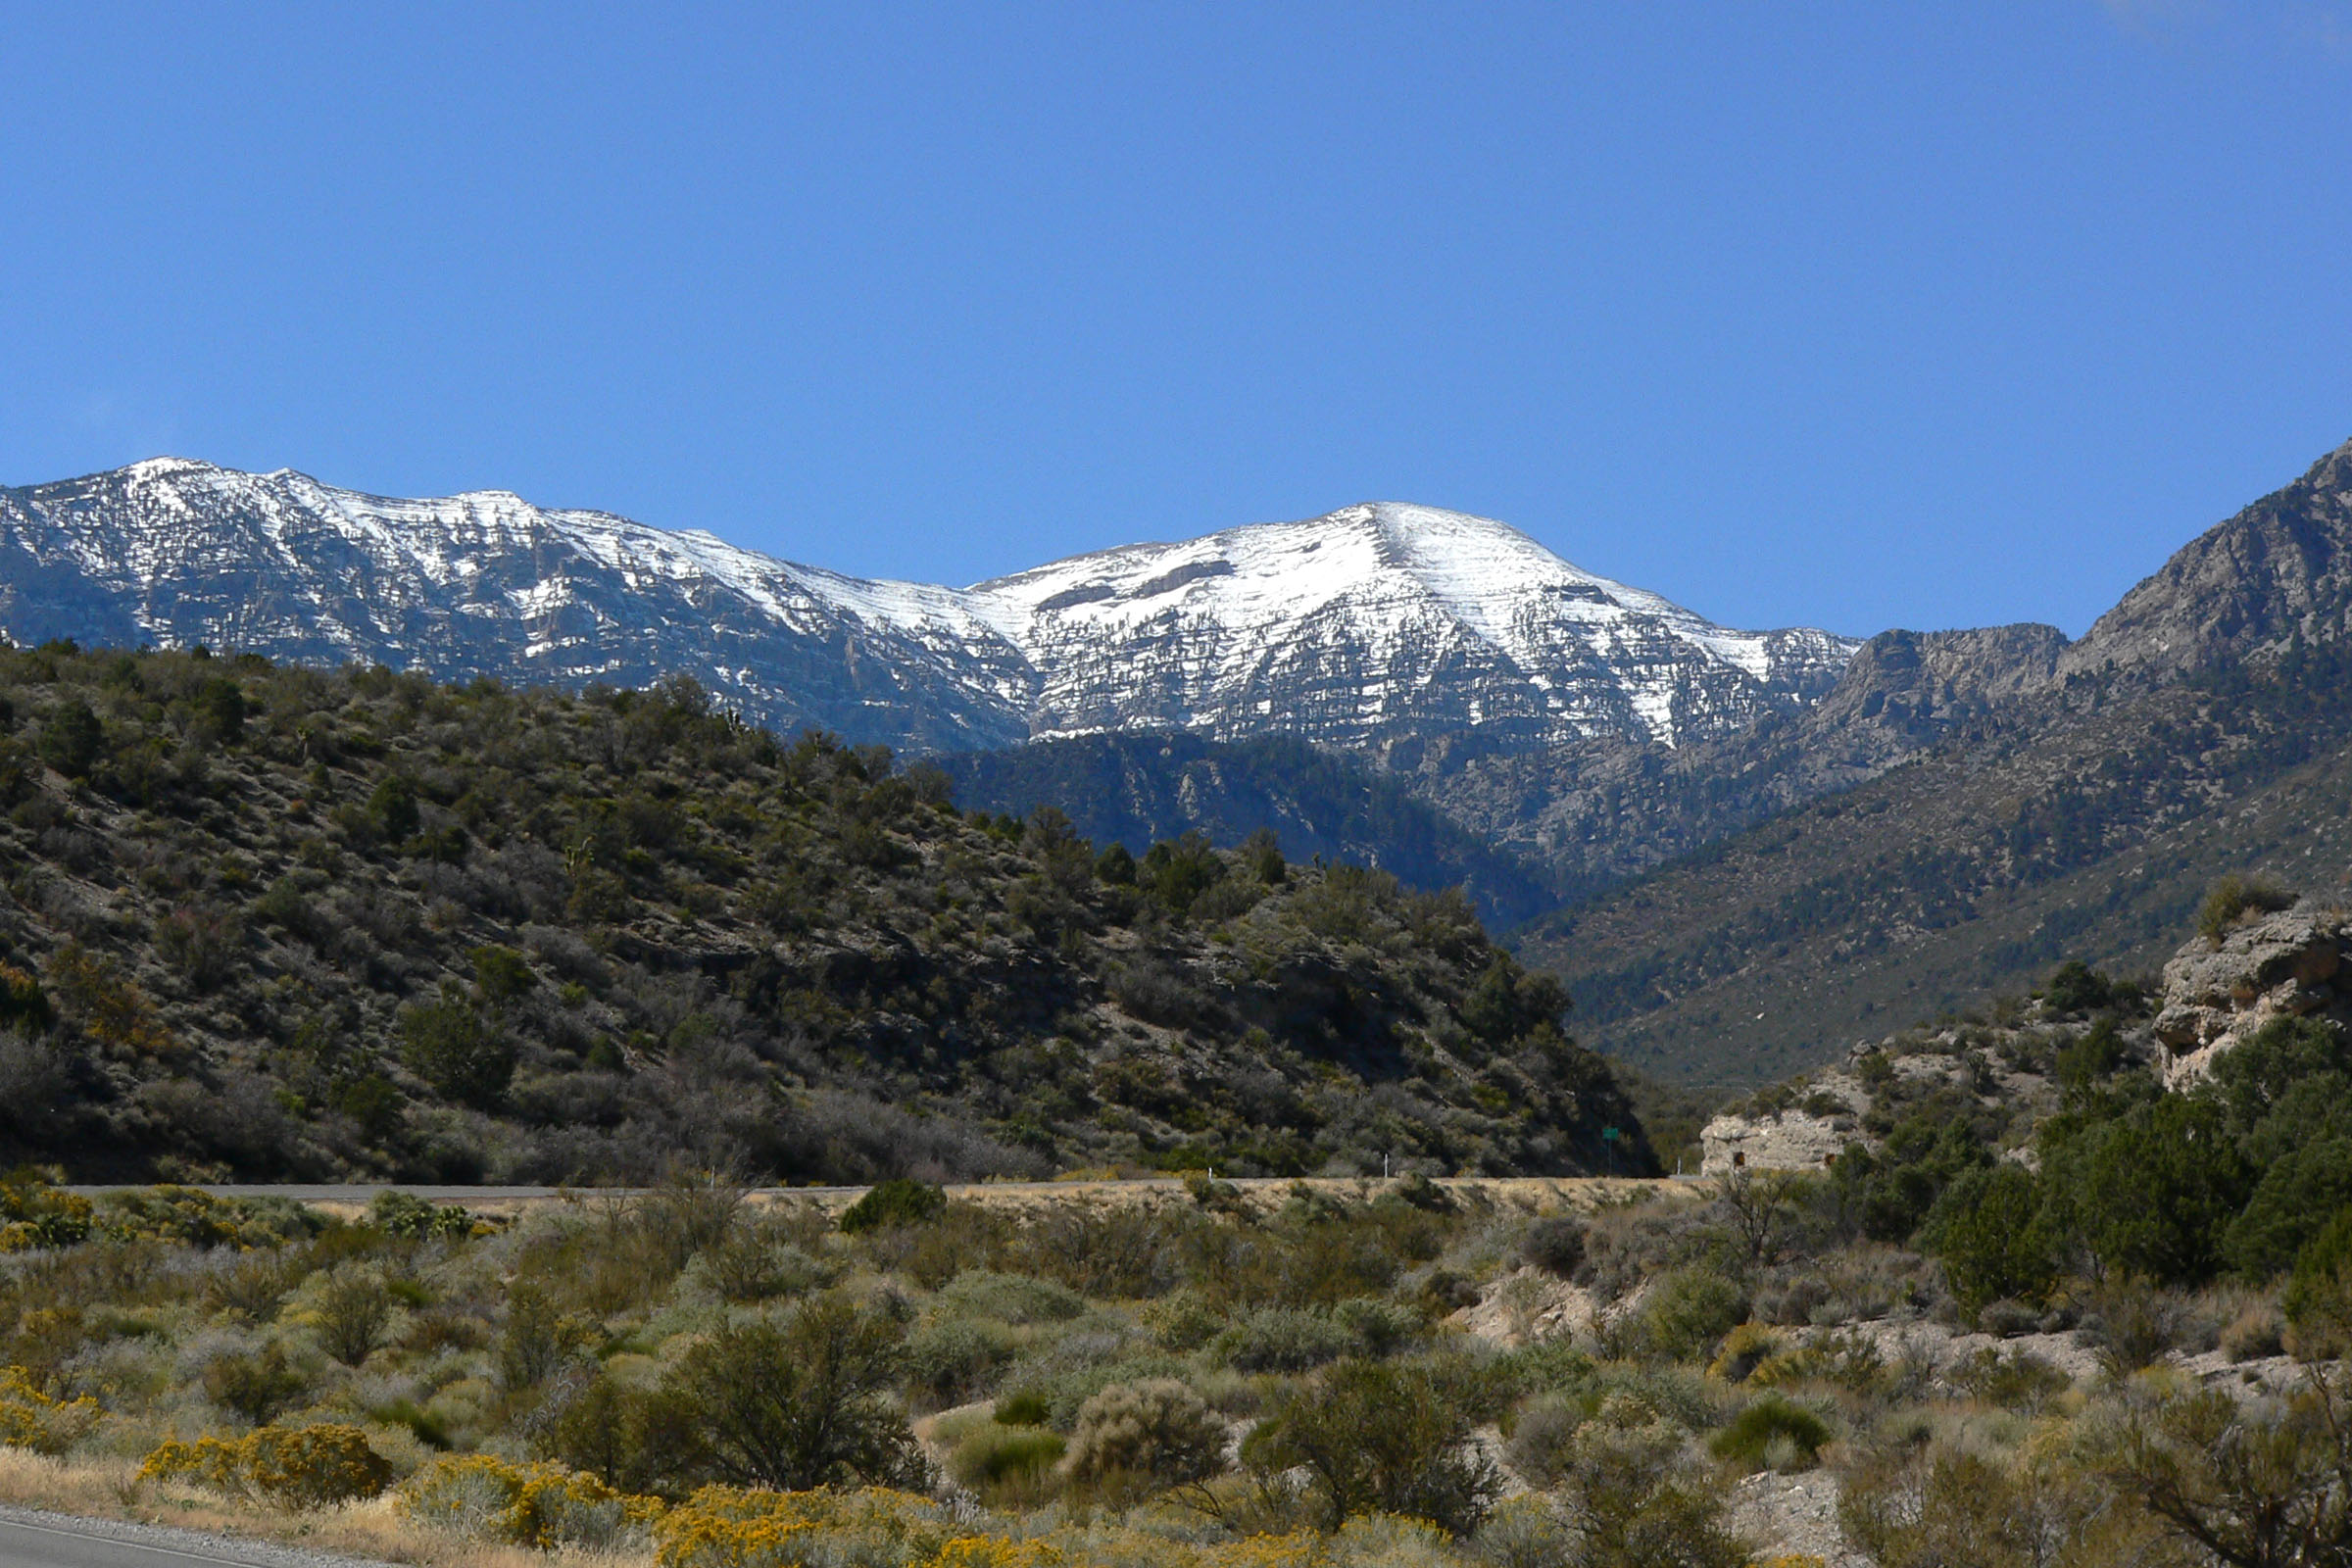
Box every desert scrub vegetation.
[10,1167,2352,1564]
[0,643,1645,1184]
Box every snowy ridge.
[0,460,1859,755]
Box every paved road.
[64,1175,1686,1209]
[0,1509,376,1568]
[62,1183,861,1202]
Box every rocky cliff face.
[0,463,1858,759]
[2154,905,2352,1084]
[1383,619,2073,891]
[2063,434,2352,682]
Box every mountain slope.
[0,645,1645,1183]
[969,502,1855,749]
[2060,433,2352,682]
[0,462,1857,757]
[1388,619,2074,896]
[1519,435,2352,1087]
[0,459,1039,754]
[933,731,1563,928]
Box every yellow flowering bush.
[924,1540,1064,1568]
[655,1499,1411,1568]
[0,1366,102,1453]
[0,1168,92,1252]
[655,1486,964,1568]
[139,1423,390,1509]
[1706,1322,1784,1383]
[399,1453,663,1549]
[139,1436,247,1493]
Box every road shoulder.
[0,1502,391,1568]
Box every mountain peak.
[2064,432,2352,683]
[0,463,1859,755]
[120,456,222,481]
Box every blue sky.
[4,3,2350,639]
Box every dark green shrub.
[37,701,102,778]
[903,1317,1018,1408]
[1639,1267,1746,1361]
[1215,1305,1356,1373]
[1921,1165,2056,1319]
[1706,1395,1830,1472]
[469,944,535,1002]
[399,989,514,1111]
[2054,1016,2127,1093]
[2197,874,2293,943]
[947,1422,1065,1502]
[2284,1206,2352,1357]
[935,1270,1086,1325]
[1243,1359,1498,1535]
[368,1190,472,1241]
[993,1390,1051,1427]
[201,1342,309,1425]
[839,1179,948,1234]
[2226,1136,2352,1277]
[2038,960,2114,1014]
[367,774,420,843]
[540,1373,693,1495]
[2040,1094,2251,1286]
[1521,1214,1587,1279]
[658,1296,923,1491]
[1332,1297,1419,1357]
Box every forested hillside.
[0,645,1642,1184]
[936,731,1562,928]
[1524,640,2352,1086]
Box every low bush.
[840,1180,949,1234]
[945,1423,1065,1504]
[200,1341,309,1424]
[400,1453,662,1549]
[0,1365,102,1453]
[1707,1395,1831,1472]
[1639,1267,1746,1361]
[142,1423,393,1509]
[658,1297,925,1491]
[2197,874,2294,944]
[1242,1359,1498,1536]
[904,1317,1019,1409]
[1214,1305,1357,1373]
[1500,1393,1586,1490]
[310,1266,392,1366]
[1520,1214,1587,1279]
[1061,1378,1228,1492]
[652,1485,960,1568]
[934,1271,1087,1326]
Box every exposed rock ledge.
[2154,906,2352,1084]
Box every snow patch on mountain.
[0,460,1860,755]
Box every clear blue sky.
[5,3,2350,639]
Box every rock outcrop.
[1698,1108,1852,1176]
[2153,905,2352,1083]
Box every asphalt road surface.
[0,1509,377,1568]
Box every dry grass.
[0,1448,652,1568]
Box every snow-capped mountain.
[0,460,1859,754]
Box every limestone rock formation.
[2153,905,2352,1083]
